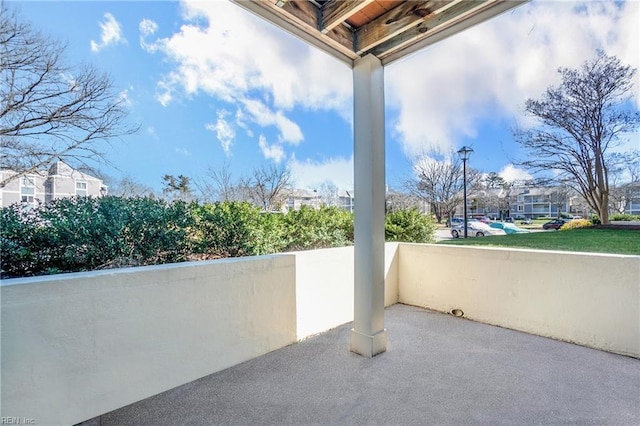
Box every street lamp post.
[457,146,474,238]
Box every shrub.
[282,206,353,251]
[1,199,438,278]
[385,208,435,243]
[0,204,43,277]
[611,213,640,221]
[116,197,193,265]
[560,219,593,231]
[190,201,283,257]
[0,197,194,277]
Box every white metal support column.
[350,54,387,357]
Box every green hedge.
[610,213,640,221]
[190,201,282,257]
[282,206,353,251]
[1,197,435,278]
[0,197,192,277]
[385,208,436,243]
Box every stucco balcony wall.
[294,243,399,339]
[0,244,399,425]
[398,244,640,358]
[1,255,298,426]
[2,242,638,425]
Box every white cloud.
[289,155,353,190]
[155,80,173,106]
[241,98,303,145]
[90,13,126,52]
[139,18,158,37]
[118,87,133,107]
[175,147,190,157]
[205,110,236,154]
[143,0,351,151]
[386,1,640,157]
[499,164,532,183]
[147,126,158,139]
[258,135,285,163]
[139,19,159,52]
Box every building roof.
[47,161,101,181]
[230,0,528,66]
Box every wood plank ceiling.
[230,0,528,66]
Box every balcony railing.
[2,243,638,424]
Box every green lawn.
[438,228,640,255]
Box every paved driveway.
[434,228,453,241]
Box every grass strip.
[438,228,640,255]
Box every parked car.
[472,216,492,224]
[451,221,505,238]
[542,219,567,230]
[447,217,464,227]
[520,218,533,225]
[490,222,531,234]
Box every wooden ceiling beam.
[321,0,375,33]
[379,0,527,64]
[232,0,358,65]
[279,0,356,55]
[232,0,529,67]
[355,0,464,54]
[363,0,490,57]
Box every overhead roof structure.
[231,0,527,66]
[230,0,528,358]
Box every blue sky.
[11,1,640,192]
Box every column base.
[350,328,387,358]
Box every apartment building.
[0,161,107,207]
[455,186,586,220]
[618,182,640,215]
[285,189,321,211]
[510,187,571,218]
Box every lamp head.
[457,146,474,161]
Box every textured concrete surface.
[90,304,640,425]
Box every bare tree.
[194,161,241,203]
[386,188,424,213]
[628,153,640,184]
[405,153,481,224]
[549,184,573,218]
[110,176,155,198]
[243,164,293,211]
[514,51,640,224]
[317,181,339,207]
[608,152,640,214]
[0,7,138,187]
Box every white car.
[450,221,506,238]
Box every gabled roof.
[230,0,528,66]
[47,161,101,181]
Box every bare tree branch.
[514,51,640,223]
[194,161,241,203]
[0,7,138,187]
[404,151,481,224]
[242,164,293,211]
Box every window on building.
[76,180,87,197]
[44,180,53,203]
[20,176,35,203]
[517,205,523,211]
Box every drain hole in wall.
[450,309,464,317]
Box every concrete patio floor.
[88,304,640,425]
